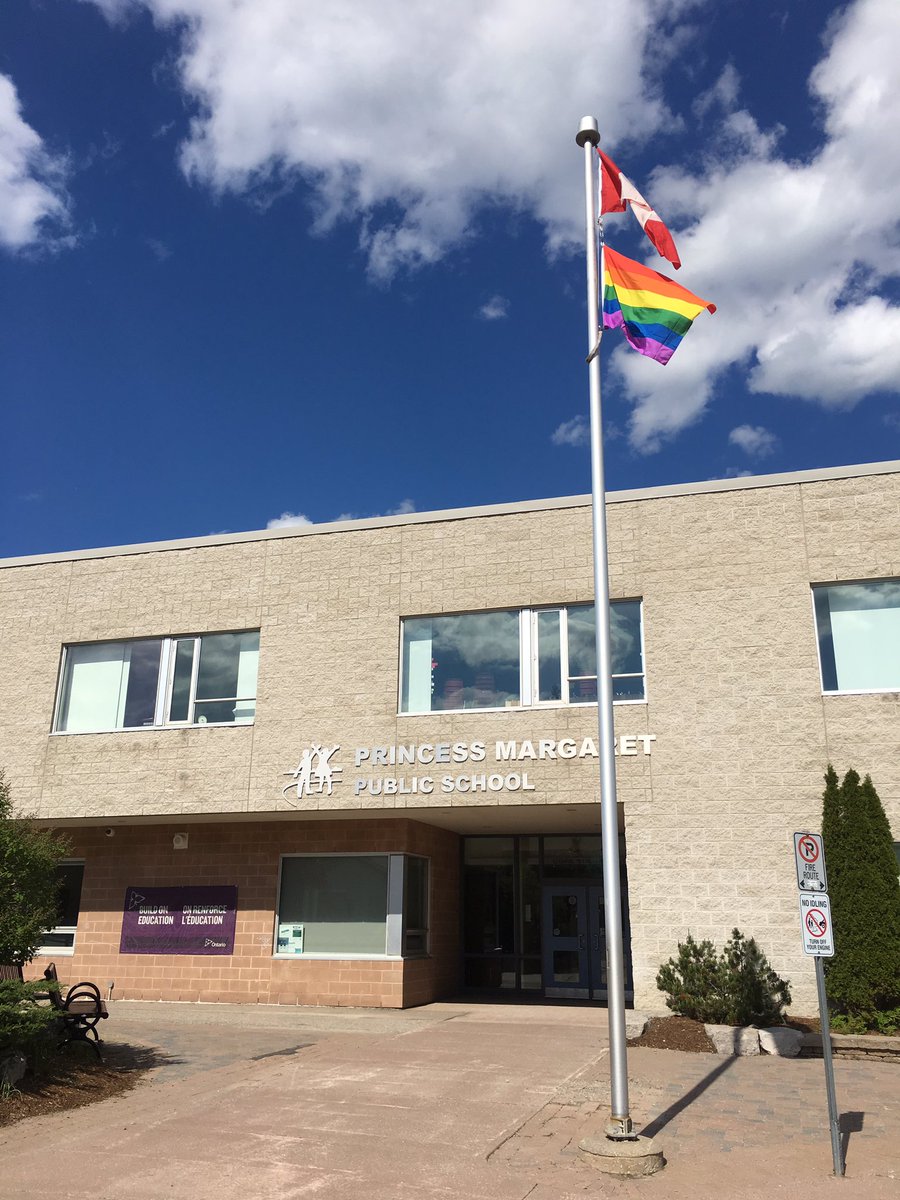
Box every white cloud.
[478,295,509,321]
[85,0,687,278]
[728,424,778,457]
[692,64,740,120]
[145,237,172,261]
[336,499,417,521]
[551,415,590,448]
[0,74,70,250]
[81,0,900,448]
[614,0,900,451]
[266,510,313,529]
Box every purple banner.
[119,886,238,955]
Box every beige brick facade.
[2,460,899,1012]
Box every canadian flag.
[598,149,681,270]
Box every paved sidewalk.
[1,1001,897,1200]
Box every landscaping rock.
[704,1025,760,1056]
[0,1051,27,1089]
[758,1027,803,1057]
[625,1012,649,1040]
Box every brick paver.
[1,1003,897,1200]
[494,1042,899,1197]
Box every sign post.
[794,833,844,1177]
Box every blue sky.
[2,0,900,557]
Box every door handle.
[592,934,600,951]
[578,934,585,949]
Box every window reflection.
[400,601,645,713]
[402,612,520,713]
[814,581,900,693]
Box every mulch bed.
[0,1043,155,1128]
[628,1016,899,1053]
[628,1015,715,1053]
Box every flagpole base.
[579,1134,665,1177]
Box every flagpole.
[576,114,634,1140]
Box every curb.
[799,1032,900,1063]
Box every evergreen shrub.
[0,771,70,1071]
[657,928,791,1026]
[0,979,60,1058]
[821,766,900,1031]
[0,771,70,966]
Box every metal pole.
[575,115,633,1139]
[814,956,845,1176]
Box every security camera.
[104,827,115,838]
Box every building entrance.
[541,885,608,999]
[461,833,632,997]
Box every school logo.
[282,744,342,800]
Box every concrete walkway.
[1,1001,897,1199]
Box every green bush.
[0,771,70,966]
[655,933,728,1023]
[0,979,60,1059]
[657,928,791,1026]
[719,929,792,1026]
[822,767,900,1029]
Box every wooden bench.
[42,963,109,1061]
[0,963,24,982]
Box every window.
[400,601,644,713]
[814,581,900,693]
[275,854,429,958]
[401,610,521,712]
[55,631,260,732]
[535,602,644,704]
[40,862,84,953]
[403,856,429,955]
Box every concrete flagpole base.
[578,1134,665,1177]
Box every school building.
[3,459,899,1013]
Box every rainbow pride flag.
[602,246,716,365]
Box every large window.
[814,581,900,693]
[40,862,84,954]
[275,854,429,958]
[400,601,644,713]
[55,631,260,732]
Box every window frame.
[530,602,646,708]
[52,630,260,734]
[38,859,85,957]
[812,579,900,696]
[397,600,646,716]
[272,853,430,961]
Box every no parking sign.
[793,831,828,892]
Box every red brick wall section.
[28,818,460,1009]
[402,822,459,1007]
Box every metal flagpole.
[575,114,634,1139]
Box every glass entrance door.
[461,834,632,997]
[542,884,615,999]
[588,884,608,1000]
[542,886,590,997]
